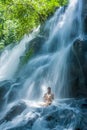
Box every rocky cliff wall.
[82,0,87,35]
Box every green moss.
[0,41,5,50]
[21,47,34,65]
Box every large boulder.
[0,101,27,124]
[0,80,22,110]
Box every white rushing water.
[0,0,86,130]
[20,0,83,100]
[0,26,40,81]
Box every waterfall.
[43,0,83,52]
[0,0,86,130]
[20,0,83,100]
[0,0,83,102]
[0,27,40,81]
[0,0,83,98]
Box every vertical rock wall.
[82,0,87,35]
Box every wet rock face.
[68,39,87,98]
[45,109,75,129]
[32,99,87,130]
[0,80,22,110]
[26,36,46,55]
[0,101,27,124]
[82,0,87,34]
[0,80,12,109]
[84,16,87,34]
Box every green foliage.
[0,0,68,49]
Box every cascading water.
[0,27,40,81]
[0,0,87,130]
[21,0,83,100]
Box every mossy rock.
[0,41,4,50]
[20,47,34,65]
